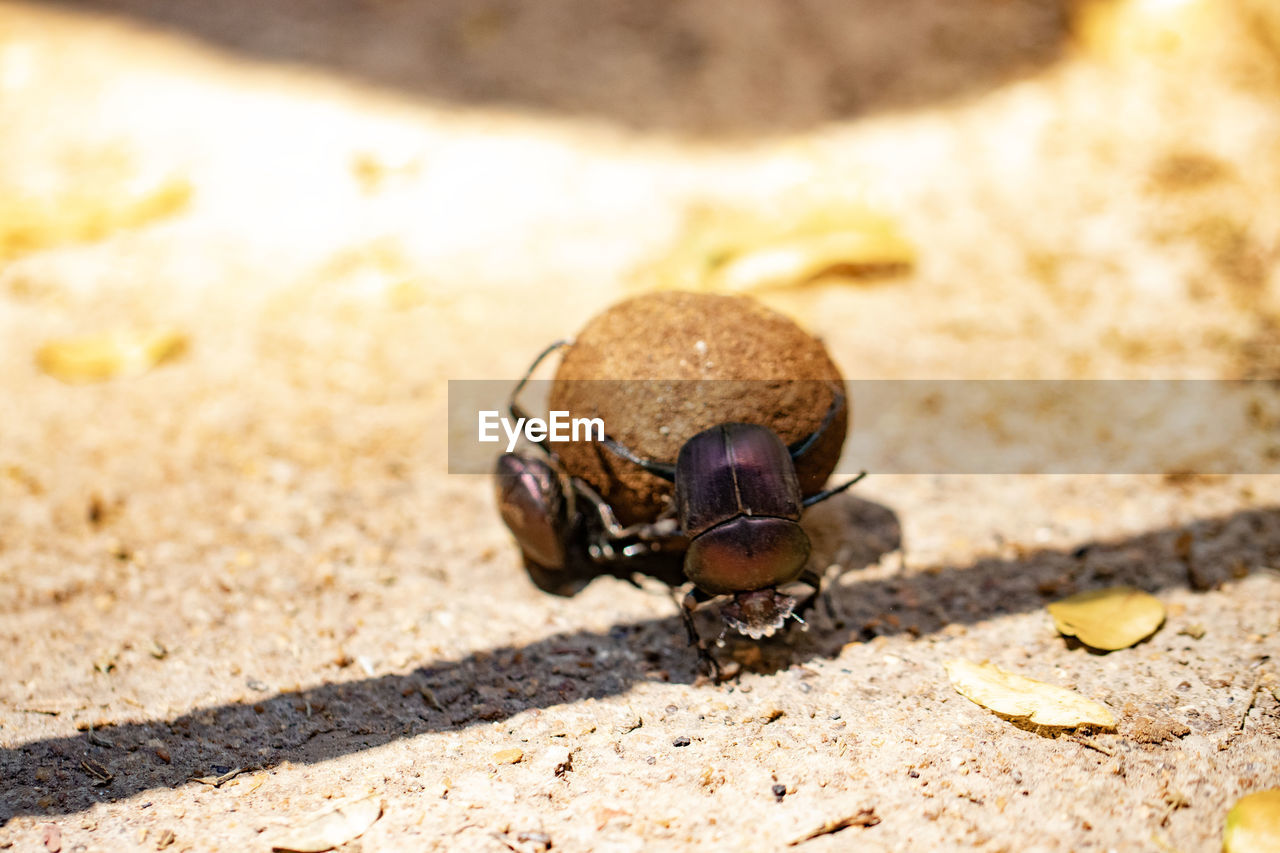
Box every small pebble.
[672,736,691,747]
[517,830,552,847]
[772,783,787,801]
[535,746,572,776]
[493,748,524,765]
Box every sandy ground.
[2,1,1280,851]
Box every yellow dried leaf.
[945,660,1116,729]
[350,151,420,194]
[1224,790,1280,853]
[0,177,191,260]
[714,230,912,293]
[36,330,188,383]
[385,280,430,310]
[638,200,913,295]
[272,795,382,853]
[1047,586,1165,650]
[1072,0,1229,61]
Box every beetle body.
[494,447,686,598]
[675,423,811,596]
[495,453,568,574]
[493,340,864,674]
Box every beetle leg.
[572,478,631,538]
[788,381,848,460]
[575,478,683,544]
[801,470,868,509]
[678,588,721,681]
[791,566,832,625]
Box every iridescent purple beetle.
[494,342,865,677]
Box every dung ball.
[549,292,848,524]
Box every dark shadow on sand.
[4,496,1277,821]
[53,0,1071,136]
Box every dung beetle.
[494,342,866,677]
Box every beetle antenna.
[789,382,848,460]
[801,470,868,508]
[509,339,572,420]
[508,340,573,453]
[599,435,677,482]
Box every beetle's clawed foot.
[721,588,798,640]
[677,589,728,683]
[694,646,724,684]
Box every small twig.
[1073,735,1115,756]
[87,725,115,749]
[191,766,245,787]
[303,726,337,743]
[491,832,529,853]
[419,686,444,712]
[1158,791,1190,828]
[788,809,880,846]
[80,758,113,786]
[1239,676,1263,731]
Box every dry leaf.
[945,660,1116,728]
[350,150,420,194]
[0,175,191,260]
[36,329,188,383]
[1071,0,1227,60]
[1225,790,1280,853]
[1047,586,1165,650]
[272,795,382,853]
[637,200,913,295]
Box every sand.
[2,1,1279,850]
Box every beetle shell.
[675,423,811,595]
[675,423,803,536]
[494,453,568,571]
[684,516,811,595]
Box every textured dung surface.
[3,3,1280,853]
[548,292,847,523]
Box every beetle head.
[720,588,798,639]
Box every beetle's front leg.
[678,587,722,682]
[575,478,685,562]
[791,566,830,626]
[574,479,678,538]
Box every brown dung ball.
[549,292,848,525]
